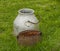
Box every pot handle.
[24,21,39,27]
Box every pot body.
[13,8,39,36]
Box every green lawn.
[0,0,60,51]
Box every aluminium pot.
[13,8,39,36]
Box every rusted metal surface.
[17,30,42,46]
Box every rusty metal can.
[17,30,42,46]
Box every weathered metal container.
[13,8,39,36]
[17,30,42,46]
[13,8,41,46]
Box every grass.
[0,0,60,51]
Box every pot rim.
[18,8,34,14]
